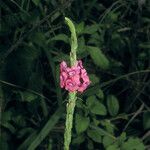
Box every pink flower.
[60,60,90,92]
[65,79,79,92]
[60,72,68,88]
[60,61,67,72]
[78,68,90,92]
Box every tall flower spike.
[63,17,90,150]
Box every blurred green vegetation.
[0,0,150,149]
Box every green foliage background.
[0,0,150,149]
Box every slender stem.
[64,17,78,150]
[64,92,77,150]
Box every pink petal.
[60,61,67,72]
[65,79,78,92]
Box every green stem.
[64,92,77,150]
[64,17,78,150]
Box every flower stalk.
[64,17,78,150]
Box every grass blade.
[27,107,64,150]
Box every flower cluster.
[60,60,90,92]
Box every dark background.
[0,0,150,149]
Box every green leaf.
[96,89,104,100]
[89,74,100,85]
[77,36,86,54]
[87,129,102,143]
[83,24,99,34]
[121,138,145,150]
[143,112,150,130]
[88,33,102,45]
[84,85,100,97]
[107,95,119,116]
[106,143,119,150]
[22,92,38,102]
[72,134,85,145]
[117,132,126,145]
[76,99,84,109]
[108,12,118,22]
[48,34,69,43]
[75,114,90,134]
[101,120,115,134]
[93,118,100,126]
[103,136,115,148]
[90,125,116,140]
[86,96,107,116]
[91,102,107,116]
[76,22,85,35]
[87,46,109,69]
[87,139,94,150]
[32,0,40,6]
[53,53,69,62]
[86,96,97,108]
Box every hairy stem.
[64,17,78,150]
